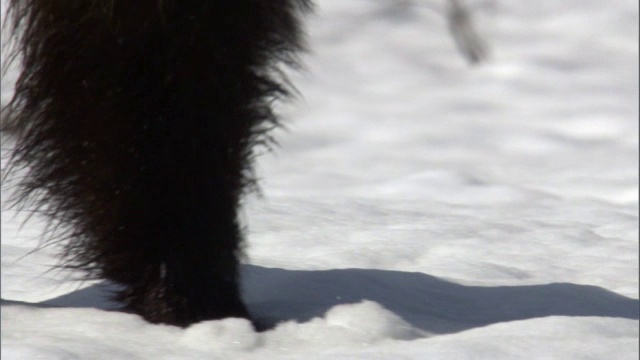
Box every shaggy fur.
[3,0,311,327]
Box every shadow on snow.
[3,265,638,335]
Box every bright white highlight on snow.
[2,0,638,359]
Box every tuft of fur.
[3,0,311,327]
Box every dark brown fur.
[3,0,311,327]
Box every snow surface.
[2,0,638,359]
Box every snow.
[2,0,638,359]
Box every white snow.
[2,0,638,359]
